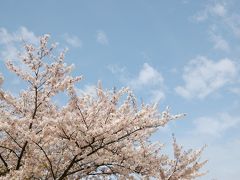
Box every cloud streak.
[0,27,38,61]
[96,30,109,45]
[209,29,230,52]
[192,1,240,39]
[76,85,97,97]
[192,2,227,22]
[175,56,238,99]
[63,33,82,48]
[193,113,240,137]
[129,63,165,102]
[129,63,164,88]
[109,63,165,102]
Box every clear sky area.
[1,0,240,179]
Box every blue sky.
[1,0,240,179]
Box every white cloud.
[192,3,227,22]
[129,63,164,88]
[96,30,109,45]
[192,9,209,22]
[0,26,38,45]
[107,64,126,74]
[210,3,227,17]
[0,45,19,61]
[0,27,38,61]
[131,63,165,102]
[193,113,240,137]
[175,56,238,99]
[17,27,38,44]
[76,85,97,97]
[229,87,240,95]
[177,132,240,179]
[209,32,230,52]
[0,28,13,44]
[107,64,128,83]
[149,89,165,103]
[109,63,165,102]
[204,139,240,180]
[225,14,240,38]
[192,1,240,41]
[63,33,82,48]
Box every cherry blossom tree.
[0,35,207,179]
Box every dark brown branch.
[58,155,78,180]
[0,145,18,157]
[60,127,70,140]
[31,86,38,120]
[16,82,41,170]
[34,142,56,179]
[16,141,27,170]
[4,130,22,148]
[0,153,9,171]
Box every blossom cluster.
[0,35,206,179]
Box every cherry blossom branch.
[33,141,56,179]
[0,153,9,172]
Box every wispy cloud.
[0,26,38,45]
[130,63,165,102]
[193,113,240,137]
[192,2,227,22]
[107,64,127,83]
[0,26,38,61]
[96,30,109,45]
[129,63,164,88]
[225,14,240,38]
[175,56,238,99]
[109,63,165,102]
[76,85,97,97]
[192,1,240,40]
[0,45,19,62]
[192,8,208,22]
[178,122,240,179]
[63,33,82,48]
[192,2,232,52]
[229,87,240,95]
[107,64,126,74]
[211,3,227,17]
[209,29,230,52]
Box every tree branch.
[0,145,18,158]
[4,130,22,148]
[16,141,27,170]
[58,155,78,180]
[34,142,56,179]
[0,153,9,171]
